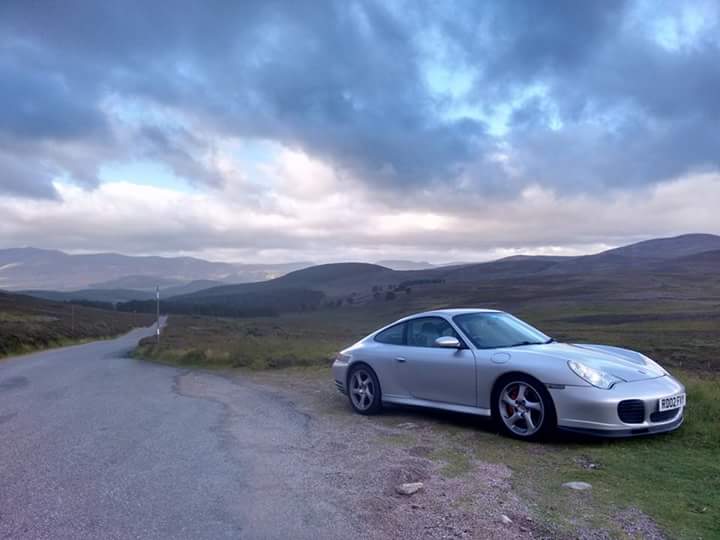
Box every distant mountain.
[162,280,227,297]
[118,262,392,317]
[111,233,720,317]
[0,248,238,291]
[545,233,720,275]
[176,263,392,300]
[3,234,717,294]
[376,260,435,270]
[438,256,570,282]
[0,247,312,291]
[598,233,720,259]
[88,275,187,291]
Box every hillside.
[88,275,188,290]
[655,249,720,274]
[7,234,719,309]
[134,233,720,317]
[175,263,393,300]
[125,263,393,316]
[0,291,154,357]
[598,233,720,259]
[544,233,720,275]
[0,247,314,291]
[376,260,435,270]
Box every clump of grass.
[429,447,474,477]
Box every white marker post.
[156,285,160,345]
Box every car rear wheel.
[493,375,555,440]
[347,365,382,415]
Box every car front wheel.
[347,365,382,415]
[493,375,555,440]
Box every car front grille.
[618,399,645,424]
[334,380,346,394]
[650,409,680,423]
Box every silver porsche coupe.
[332,309,686,440]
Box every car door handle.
[394,356,407,363]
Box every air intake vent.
[618,400,645,423]
[650,409,679,423]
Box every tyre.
[347,364,382,415]
[492,374,556,441]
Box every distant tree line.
[398,278,444,288]
[116,288,325,318]
[66,299,116,311]
[117,300,277,318]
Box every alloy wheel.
[498,381,545,437]
[349,368,376,412]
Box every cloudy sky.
[1,0,719,263]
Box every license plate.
[658,393,686,412]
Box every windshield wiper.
[544,338,555,344]
[505,340,546,348]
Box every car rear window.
[374,323,405,345]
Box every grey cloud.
[138,126,224,187]
[0,0,718,201]
[0,150,59,199]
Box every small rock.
[562,481,592,490]
[396,482,424,496]
[500,514,513,525]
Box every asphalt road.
[0,325,351,540]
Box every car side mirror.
[434,336,461,348]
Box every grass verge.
[414,369,719,539]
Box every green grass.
[429,446,475,478]
[135,311,386,369]
[417,370,719,539]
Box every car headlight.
[567,360,623,389]
[334,352,351,365]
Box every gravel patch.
[184,367,666,540]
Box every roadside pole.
[156,285,160,345]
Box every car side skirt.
[382,395,491,417]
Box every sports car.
[331,309,685,439]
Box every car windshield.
[452,312,551,349]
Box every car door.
[395,316,476,406]
[369,321,411,398]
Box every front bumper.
[549,375,686,437]
[558,414,683,438]
[332,360,349,395]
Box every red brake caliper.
[506,385,518,416]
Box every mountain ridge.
[3,233,718,295]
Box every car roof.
[362,308,506,341]
[402,308,503,319]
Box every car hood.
[505,342,666,382]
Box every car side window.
[374,322,406,345]
[406,317,460,348]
